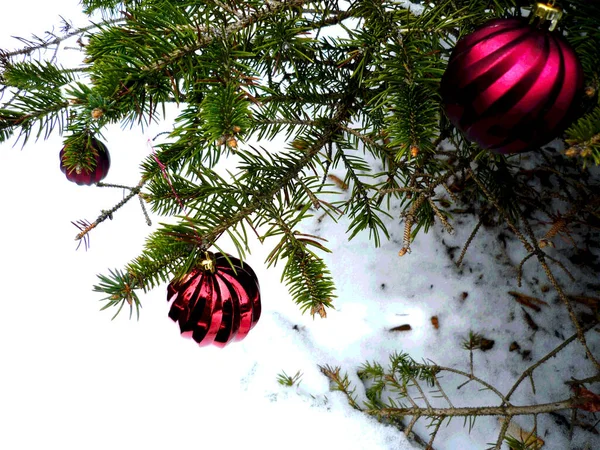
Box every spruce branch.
[94,268,142,320]
[263,202,336,316]
[398,168,458,256]
[3,3,600,447]
[506,321,599,407]
[337,148,392,247]
[135,0,313,75]
[98,93,357,309]
[327,320,598,449]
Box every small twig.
[516,252,535,287]
[339,124,388,153]
[428,365,509,405]
[504,320,599,403]
[379,186,426,195]
[544,253,575,282]
[566,374,600,386]
[466,167,534,250]
[71,219,93,250]
[404,414,420,438]
[427,419,443,449]
[212,0,244,18]
[433,374,454,408]
[409,375,432,410]
[456,217,482,266]
[74,180,145,243]
[442,182,460,203]
[428,198,454,234]
[2,18,123,58]
[493,416,513,450]
[138,194,152,226]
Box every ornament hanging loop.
[531,1,563,32]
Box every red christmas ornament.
[440,3,583,154]
[60,137,111,185]
[167,252,261,347]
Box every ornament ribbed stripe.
[488,30,553,150]
[448,23,533,130]
[219,267,259,332]
[214,275,238,344]
[219,270,253,339]
[198,275,222,345]
[189,273,211,338]
[525,33,567,144]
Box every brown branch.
[467,166,600,373]
[368,397,582,419]
[74,180,146,242]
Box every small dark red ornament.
[440,2,583,154]
[167,252,261,347]
[60,137,111,185]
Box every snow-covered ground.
[1,2,599,450]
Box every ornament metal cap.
[530,1,563,32]
[199,251,216,273]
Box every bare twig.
[505,321,599,403]
[74,180,146,243]
[1,18,123,58]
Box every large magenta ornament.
[60,137,111,185]
[167,252,261,347]
[440,3,583,154]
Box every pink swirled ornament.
[167,252,261,347]
[440,14,583,154]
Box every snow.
[1,2,599,450]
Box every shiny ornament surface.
[167,252,261,347]
[440,17,583,154]
[59,138,111,185]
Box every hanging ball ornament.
[167,252,261,347]
[440,1,583,154]
[59,137,111,185]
